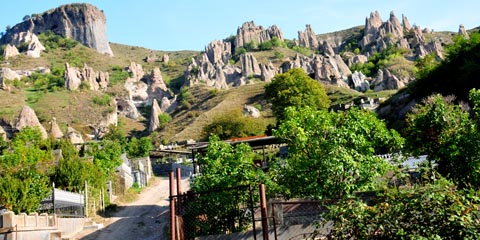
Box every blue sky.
[2,1,480,51]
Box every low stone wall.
[0,211,85,240]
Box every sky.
[2,1,480,51]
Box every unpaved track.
[75,176,189,240]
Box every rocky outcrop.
[372,69,404,91]
[205,40,232,65]
[64,63,109,91]
[402,14,412,31]
[320,41,335,56]
[235,21,283,48]
[351,71,369,92]
[260,61,277,82]
[147,67,168,101]
[459,24,469,39]
[360,11,404,53]
[0,125,6,140]
[298,24,319,50]
[243,105,260,118]
[16,105,48,139]
[1,3,113,55]
[3,44,20,59]
[240,53,261,78]
[0,68,22,81]
[148,99,162,133]
[66,126,84,144]
[49,117,64,139]
[162,54,169,63]
[8,31,46,58]
[124,62,148,106]
[116,91,141,119]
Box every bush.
[92,94,112,106]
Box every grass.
[325,84,398,106]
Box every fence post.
[52,182,55,214]
[169,171,176,240]
[85,181,88,218]
[259,184,269,240]
[249,186,257,240]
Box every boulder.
[298,24,319,50]
[235,21,283,48]
[116,91,140,119]
[243,105,260,118]
[0,67,22,81]
[126,62,145,83]
[372,69,404,91]
[15,105,48,139]
[3,44,20,59]
[49,117,64,139]
[1,3,113,55]
[260,61,277,82]
[66,126,84,144]
[162,54,169,63]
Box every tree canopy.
[265,68,330,121]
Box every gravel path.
[74,176,189,240]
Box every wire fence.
[173,185,260,240]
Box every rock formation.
[235,21,283,48]
[116,91,141,120]
[66,126,84,144]
[0,125,6,140]
[49,117,64,139]
[240,53,261,78]
[298,24,319,50]
[148,99,162,133]
[351,71,369,92]
[372,69,404,91]
[402,14,412,31]
[147,67,169,104]
[243,105,260,118]
[1,3,113,56]
[8,31,46,58]
[459,24,469,39]
[205,40,231,64]
[64,63,109,91]
[3,44,20,59]
[15,105,48,139]
[124,62,149,105]
[162,54,170,63]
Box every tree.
[273,107,404,199]
[126,137,153,158]
[404,93,480,187]
[202,109,267,140]
[265,68,330,121]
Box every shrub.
[92,94,112,106]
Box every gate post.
[259,184,269,240]
[169,171,176,240]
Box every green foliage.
[351,45,408,77]
[53,157,105,192]
[290,45,310,55]
[188,136,273,236]
[157,112,172,130]
[109,65,129,85]
[244,40,258,51]
[90,140,123,177]
[92,94,113,106]
[265,68,330,121]
[324,179,480,239]
[178,87,195,109]
[273,107,404,199]
[38,31,78,52]
[410,32,480,101]
[273,50,284,59]
[126,137,153,158]
[202,109,266,140]
[0,127,53,213]
[404,93,480,188]
[258,41,273,51]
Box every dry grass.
[160,83,275,142]
[0,90,26,124]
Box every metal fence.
[38,188,84,217]
[173,185,260,240]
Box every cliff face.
[1,3,113,56]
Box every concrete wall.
[0,211,84,240]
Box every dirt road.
[75,176,189,240]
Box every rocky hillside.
[0,3,473,144]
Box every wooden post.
[260,184,269,240]
[169,171,176,240]
[85,181,88,218]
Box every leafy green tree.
[265,68,330,121]
[158,113,172,130]
[90,140,123,177]
[324,178,480,239]
[202,109,267,140]
[273,107,404,199]
[126,137,153,158]
[187,136,273,236]
[404,93,480,187]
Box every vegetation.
[202,109,267,140]
[265,68,330,121]
[350,45,410,77]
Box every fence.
[38,187,84,217]
[173,185,260,240]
